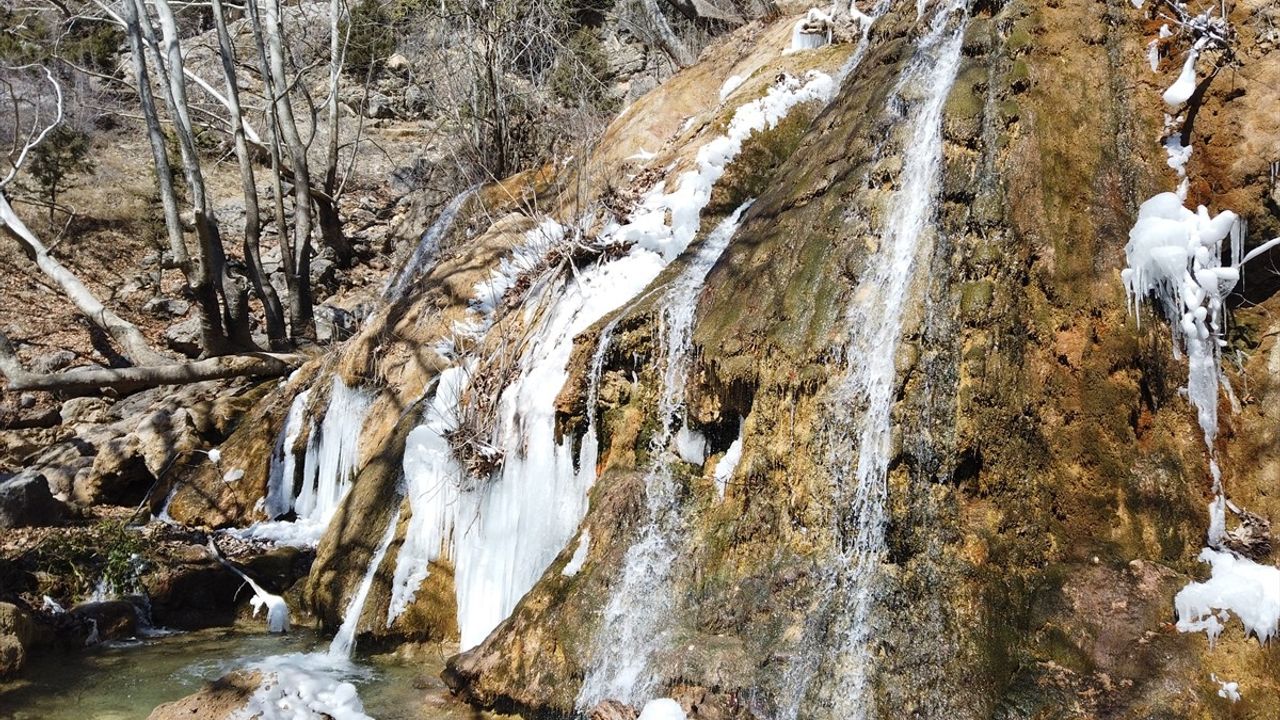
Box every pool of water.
[0,626,498,719]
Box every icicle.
[207,539,290,633]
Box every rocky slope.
[5,0,1279,717]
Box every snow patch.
[719,74,746,102]
[713,423,744,498]
[638,699,687,720]
[233,653,372,720]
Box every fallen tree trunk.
[3,352,305,393]
[0,191,172,366]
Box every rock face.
[149,1,1280,717]
[0,602,52,678]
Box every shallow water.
[0,626,493,719]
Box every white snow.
[719,74,746,102]
[562,530,591,577]
[637,698,687,720]
[1175,549,1280,644]
[208,540,290,633]
[1147,39,1160,71]
[207,448,222,465]
[42,595,65,614]
[223,468,245,483]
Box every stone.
[135,409,201,478]
[59,396,112,424]
[364,91,395,119]
[71,600,140,641]
[315,304,358,343]
[384,52,411,74]
[589,700,639,720]
[0,475,68,528]
[0,602,40,678]
[164,317,203,357]
[143,297,192,318]
[309,255,337,288]
[146,670,261,720]
[28,348,76,376]
[78,434,152,507]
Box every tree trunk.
[0,192,170,366]
[256,0,318,342]
[211,0,289,350]
[4,352,305,393]
[123,0,228,354]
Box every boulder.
[142,559,245,630]
[147,670,261,720]
[384,52,411,74]
[0,602,52,678]
[77,434,152,507]
[0,475,68,528]
[71,599,140,641]
[315,304,358,343]
[60,396,112,425]
[164,317,203,357]
[136,409,201,478]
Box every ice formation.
[265,389,311,519]
[713,423,744,498]
[1175,549,1280,644]
[637,698,688,720]
[674,423,708,465]
[234,378,374,546]
[562,530,590,577]
[789,9,833,53]
[233,653,372,720]
[438,74,831,652]
[1212,674,1242,702]
[208,540,290,633]
[330,507,401,658]
[1162,41,1203,107]
[385,367,467,626]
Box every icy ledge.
[1175,549,1280,645]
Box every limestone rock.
[59,396,112,425]
[164,317,203,357]
[71,600,140,641]
[146,670,260,720]
[0,475,68,528]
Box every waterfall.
[383,184,480,303]
[330,507,402,659]
[264,388,310,519]
[234,377,375,547]
[817,1,968,716]
[386,73,835,652]
[577,203,751,710]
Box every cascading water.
[236,377,375,546]
[330,507,403,659]
[384,184,481,303]
[388,73,836,652]
[576,204,753,709]
[784,2,969,717]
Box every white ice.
[1175,549,1280,645]
[637,698,687,720]
[562,530,591,577]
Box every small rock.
[364,91,395,119]
[143,297,192,318]
[60,396,112,425]
[384,52,411,74]
[17,393,35,410]
[314,305,358,343]
[165,317,203,357]
[30,349,77,374]
[589,700,639,720]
